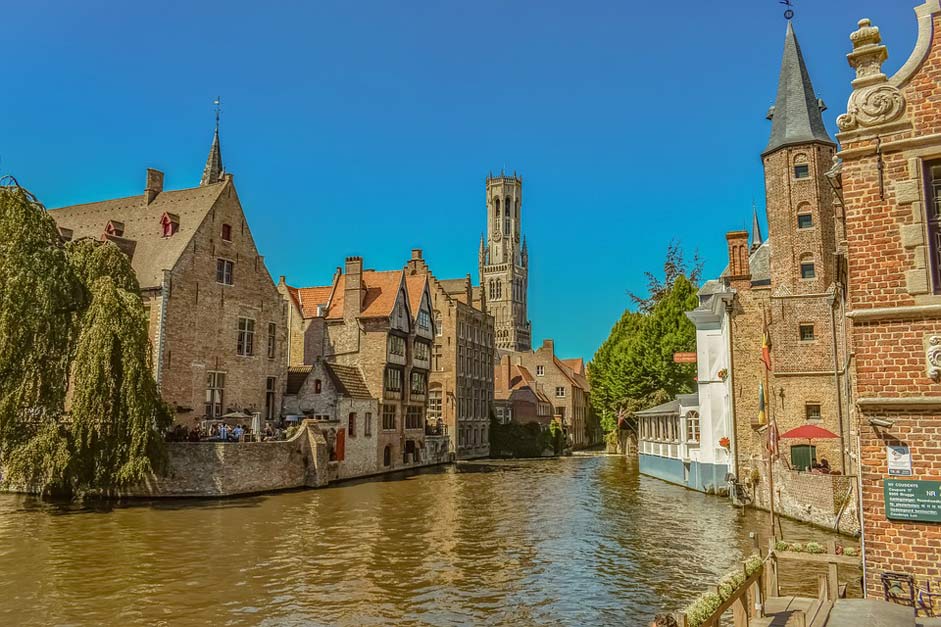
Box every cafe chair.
[882,572,916,611]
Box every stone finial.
[837,18,906,134]
[848,19,889,88]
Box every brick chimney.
[145,168,164,205]
[344,256,364,318]
[406,248,427,274]
[725,231,751,283]
[541,338,555,355]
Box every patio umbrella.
[221,410,252,421]
[779,425,840,470]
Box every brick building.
[49,127,287,425]
[515,340,600,449]
[480,173,532,352]
[283,359,379,480]
[279,255,436,469]
[835,3,941,596]
[404,250,494,460]
[718,23,851,498]
[493,355,553,427]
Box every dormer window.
[221,223,232,241]
[105,220,124,237]
[160,213,179,238]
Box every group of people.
[811,458,834,475]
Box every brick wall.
[836,5,941,597]
[157,180,286,425]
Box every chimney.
[145,168,164,204]
[725,231,751,282]
[541,338,555,355]
[411,248,422,260]
[344,256,364,318]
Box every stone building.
[479,173,532,352]
[49,127,287,425]
[279,255,436,470]
[835,3,941,596]
[515,340,600,449]
[404,250,494,460]
[722,22,850,490]
[283,359,379,480]
[493,355,555,428]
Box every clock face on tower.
[492,229,502,242]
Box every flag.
[760,326,772,371]
[757,383,767,426]
[767,419,779,460]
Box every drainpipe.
[725,296,740,481]
[154,270,170,389]
[828,290,848,474]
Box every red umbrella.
[779,424,840,472]
[779,425,840,440]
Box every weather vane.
[780,0,794,20]
[213,96,222,130]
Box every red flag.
[760,323,772,371]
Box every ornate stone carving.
[838,18,907,133]
[926,335,941,380]
[838,84,906,131]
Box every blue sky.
[0,0,921,361]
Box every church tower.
[479,173,531,352]
[763,22,838,292]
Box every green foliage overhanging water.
[0,178,171,497]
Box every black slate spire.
[763,22,834,156]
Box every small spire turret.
[200,97,225,187]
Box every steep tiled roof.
[294,286,333,318]
[286,366,313,395]
[554,357,590,391]
[360,270,405,318]
[48,181,228,289]
[325,363,373,400]
[561,358,585,376]
[405,274,427,319]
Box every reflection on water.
[0,456,858,626]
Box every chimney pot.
[145,168,164,204]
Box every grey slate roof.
[48,181,227,289]
[719,240,771,285]
[764,22,834,156]
[635,399,680,417]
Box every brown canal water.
[0,456,859,626]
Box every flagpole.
[763,306,777,544]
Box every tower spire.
[751,202,763,252]
[764,23,834,156]
[200,97,224,186]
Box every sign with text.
[673,352,697,364]
[887,445,913,476]
[884,479,941,523]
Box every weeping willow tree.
[0,178,171,496]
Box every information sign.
[884,479,941,523]
[887,445,913,476]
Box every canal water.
[0,456,859,626]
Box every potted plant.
[716,368,729,381]
[719,436,731,449]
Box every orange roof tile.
[561,358,585,376]
[405,274,427,319]
[360,270,405,318]
[296,286,333,318]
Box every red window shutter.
[336,429,346,462]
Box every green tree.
[589,244,700,432]
[0,179,171,496]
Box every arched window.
[494,197,500,220]
[793,153,810,179]
[496,279,502,300]
[796,202,813,229]
[686,411,700,442]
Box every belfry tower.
[479,173,531,352]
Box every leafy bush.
[775,541,791,552]
[843,547,858,557]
